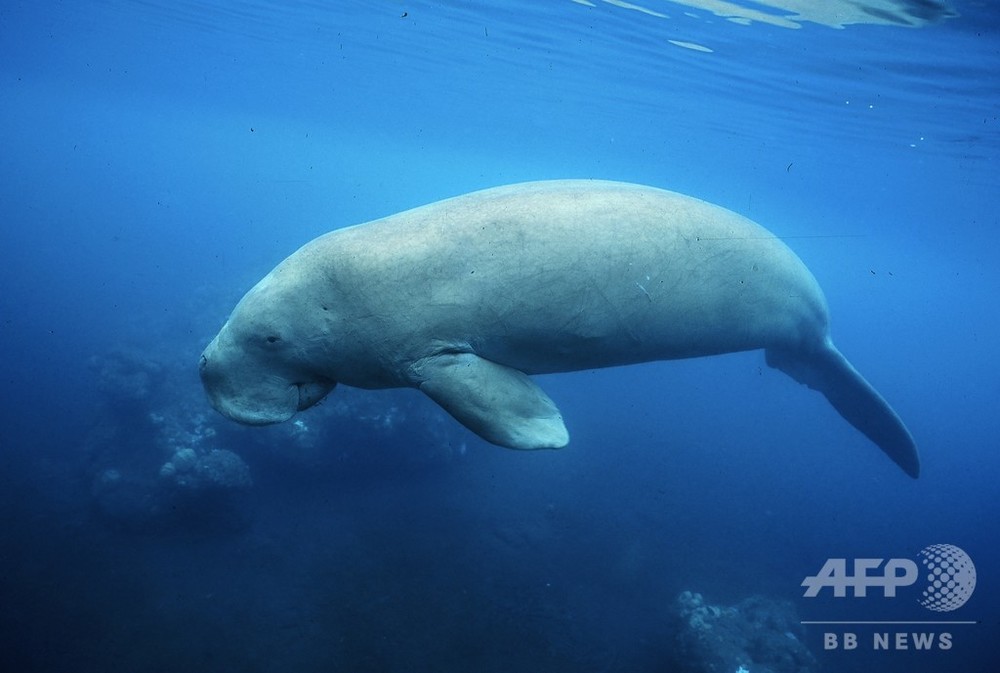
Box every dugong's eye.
[265,335,281,344]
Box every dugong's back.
[314,180,827,375]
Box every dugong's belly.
[312,180,828,381]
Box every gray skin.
[199,180,919,478]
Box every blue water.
[1,1,997,671]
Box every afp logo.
[802,544,976,611]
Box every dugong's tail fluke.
[766,341,920,479]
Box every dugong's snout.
[198,343,336,426]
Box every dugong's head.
[199,267,337,425]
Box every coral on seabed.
[669,591,817,673]
[88,350,165,405]
[159,448,252,491]
[84,346,253,530]
[83,337,463,530]
[677,590,739,630]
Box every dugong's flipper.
[767,340,920,478]
[412,352,569,449]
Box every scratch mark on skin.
[634,280,652,302]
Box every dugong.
[199,180,919,477]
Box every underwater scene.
[1,1,997,671]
